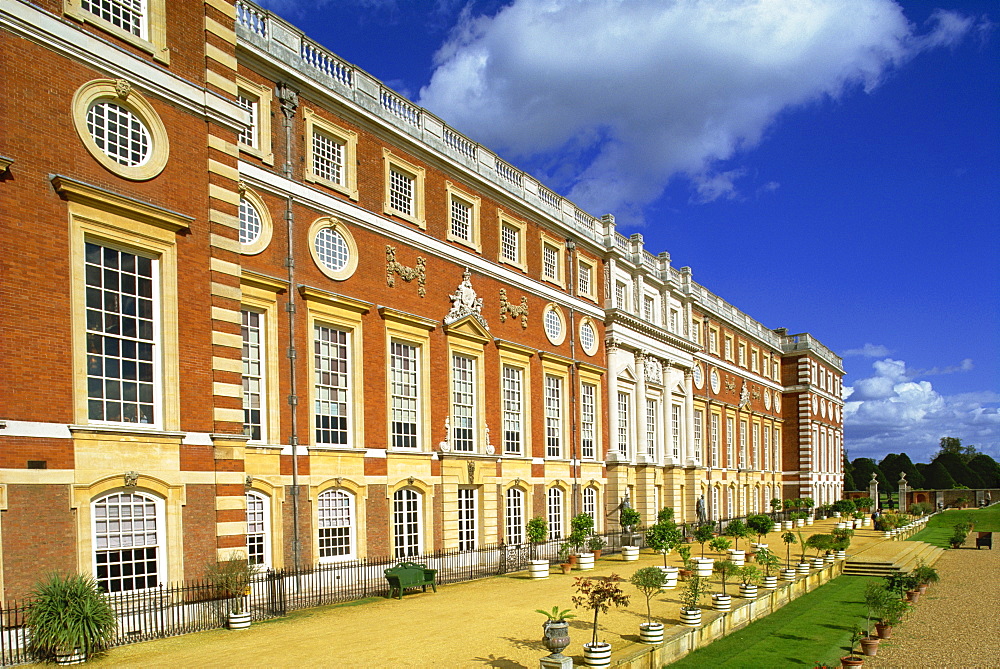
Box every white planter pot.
[659,566,679,590]
[55,649,86,665]
[824,553,836,564]
[639,622,664,644]
[228,611,251,630]
[712,593,732,611]
[739,583,758,599]
[835,523,847,530]
[811,557,825,569]
[762,575,778,589]
[806,518,814,526]
[795,519,805,527]
[833,511,841,518]
[680,607,702,627]
[751,543,769,551]
[781,568,797,581]
[781,521,793,530]
[529,559,550,579]
[797,562,811,575]
[835,550,847,560]
[577,552,595,570]
[622,545,640,561]
[583,641,612,667]
[692,557,714,577]
[728,549,745,566]
[862,518,871,527]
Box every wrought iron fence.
[1,529,644,666]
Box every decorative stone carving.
[244,475,253,491]
[644,356,662,384]
[725,376,736,392]
[444,268,488,329]
[739,381,751,408]
[385,245,427,297]
[498,289,528,328]
[439,416,451,452]
[114,79,131,99]
[484,424,495,455]
[467,462,476,484]
[124,471,139,487]
[277,82,298,117]
[605,337,619,352]
[237,180,248,195]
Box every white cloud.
[842,343,892,358]
[843,357,1000,462]
[418,0,975,218]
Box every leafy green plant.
[630,567,667,625]
[205,552,258,614]
[795,531,809,563]
[754,547,781,577]
[569,513,595,553]
[770,498,783,516]
[737,564,762,587]
[677,544,694,571]
[853,496,874,511]
[646,514,683,566]
[26,573,117,661]
[536,606,576,621]
[781,531,797,568]
[844,624,865,662]
[526,516,548,544]
[912,562,939,586]
[746,514,775,543]
[877,596,911,627]
[680,575,708,612]
[557,542,572,564]
[724,519,749,551]
[831,527,854,549]
[713,559,736,596]
[620,507,641,532]
[863,581,892,635]
[805,534,833,558]
[800,497,815,511]
[694,524,715,557]
[587,535,607,553]
[833,499,856,516]
[572,575,630,646]
[709,536,732,555]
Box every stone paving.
[76,518,899,668]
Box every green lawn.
[907,505,1000,547]
[668,576,871,668]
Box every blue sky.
[257,0,999,464]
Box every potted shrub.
[949,521,972,548]
[862,581,891,656]
[769,498,783,519]
[737,564,762,599]
[833,499,857,519]
[754,547,781,589]
[570,513,595,569]
[645,510,683,567]
[780,531,797,579]
[746,514,775,548]
[912,562,939,593]
[790,511,807,528]
[527,516,549,578]
[557,542,573,574]
[805,534,833,568]
[535,606,575,659]
[676,544,694,580]
[800,498,815,524]
[620,506,642,550]
[709,536,732,557]
[691,524,716,576]
[794,531,811,574]
[206,552,258,629]
[712,559,736,611]
[724,519,749,552]
[587,535,607,560]
[629,567,666,643]
[841,624,866,667]
[26,573,117,664]
[874,596,911,639]
[572,575,630,666]
[679,575,708,627]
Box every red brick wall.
[3,485,76,600]
[181,484,218,581]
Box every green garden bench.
[384,561,437,599]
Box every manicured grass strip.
[668,577,871,668]
[908,505,1000,547]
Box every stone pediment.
[444,314,492,345]
[618,365,637,383]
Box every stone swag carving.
[385,245,427,297]
[498,289,528,329]
[444,268,488,329]
[644,356,662,384]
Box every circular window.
[692,364,704,389]
[710,369,721,394]
[87,101,151,166]
[542,303,566,346]
[308,217,358,281]
[579,318,598,356]
[72,79,169,180]
[238,187,273,255]
[239,198,262,245]
[763,388,772,410]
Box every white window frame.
[740,419,748,469]
[445,181,481,252]
[393,488,422,558]
[694,409,704,463]
[710,413,720,468]
[752,422,761,470]
[544,374,563,458]
[539,234,565,288]
[577,258,596,301]
[317,488,355,562]
[235,77,274,164]
[617,392,630,459]
[505,487,525,545]
[502,365,524,455]
[458,488,477,551]
[451,354,477,452]
[583,487,598,532]
[241,308,266,442]
[92,490,164,593]
[726,416,735,468]
[547,488,564,540]
[383,148,426,228]
[304,109,359,200]
[671,404,682,460]
[65,0,169,64]
[581,382,596,460]
[390,340,420,449]
[498,211,527,271]
[246,490,271,568]
[646,399,657,459]
[313,323,351,447]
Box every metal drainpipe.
[278,83,300,572]
[565,239,579,517]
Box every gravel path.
[864,537,1000,668]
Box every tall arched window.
[711,487,720,521]
[93,491,163,592]
[318,488,355,561]
[547,488,564,540]
[582,487,598,532]
[505,487,525,545]
[246,490,271,567]
[392,488,422,558]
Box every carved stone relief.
[498,289,528,328]
[386,245,427,297]
[444,268,488,329]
